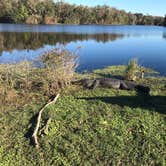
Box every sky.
[59,0,166,16]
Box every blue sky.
[60,0,166,16]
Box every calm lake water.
[0,24,166,75]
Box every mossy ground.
[0,66,166,166]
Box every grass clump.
[0,61,33,107]
[125,59,139,81]
[124,59,159,81]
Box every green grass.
[0,66,166,166]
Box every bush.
[44,15,57,24]
[0,61,33,105]
[25,15,42,24]
[39,49,78,95]
[0,49,78,105]
[125,59,139,81]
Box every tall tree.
[0,0,164,25]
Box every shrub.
[39,48,78,95]
[0,48,78,105]
[0,61,33,90]
[25,15,42,24]
[0,61,33,105]
[125,59,139,81]
[44,15,57,24]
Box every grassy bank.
[0,65,166,166]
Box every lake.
[0,24,166,75]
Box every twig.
[32,94,60,148]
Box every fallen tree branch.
[32,94,60,148]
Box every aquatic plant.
[125,59,139,81]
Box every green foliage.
[125,59,139,81]
[36,1,55,17]
[0,0,164,25]
[0,66,166,165]
[0,0,14,17]
[93,65,127,78]
[124,59,159,81]
[11,4,28,23]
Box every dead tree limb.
[32,94,60,148]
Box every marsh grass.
[0,61,33,107]
[125,59,139,81]
[124,59,160,81]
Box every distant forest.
[0,0,166,26]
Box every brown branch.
[32,94,60,148]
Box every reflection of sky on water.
[0,45,56,63]
[66,37,166,75]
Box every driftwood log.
[32,94,60,148]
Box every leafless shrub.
[39,48,78,95]
[0,48,78,105]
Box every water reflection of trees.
[0,32,124,53]
[163,31,166,40]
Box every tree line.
[0,0,166,26]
